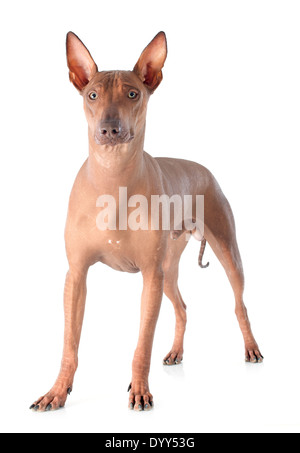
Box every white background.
[0,0,299,433]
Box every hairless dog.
[30,31,263,412]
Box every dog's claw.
[163,352,183,365]
[30,383,73,412]
[245,349,264,363]
[128,384,153,411]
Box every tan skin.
[30,32,263,412]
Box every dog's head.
[66,32,167,147]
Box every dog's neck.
[87,124,146,192]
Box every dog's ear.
[66,32,98,92]
[133,32,167,93]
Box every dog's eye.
[89,91,98,100]
[128,91,138,99]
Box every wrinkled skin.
[30,32,263,413]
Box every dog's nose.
[99,120,121,138]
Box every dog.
[30,31,263,412]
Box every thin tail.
[198,238,209,269]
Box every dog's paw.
[128,382,153,411]
[29,384,72,412]
[163,349,183,365]
[245,347,264,363]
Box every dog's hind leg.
[163,272,187,365]
[204,191,263,363]
[162,235,188,365]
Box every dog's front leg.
[129,267,164,411]
[30,267,87,411]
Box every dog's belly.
[93,231,141,273]
[99,252,140,273]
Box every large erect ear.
[66,32,98,92]
[133,32,167,93]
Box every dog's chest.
[66,169,166,273]
[68,204,164,273]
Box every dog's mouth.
[94,131,134,146]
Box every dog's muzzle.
[95,119,133,146]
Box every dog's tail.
[198,238,209,269]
